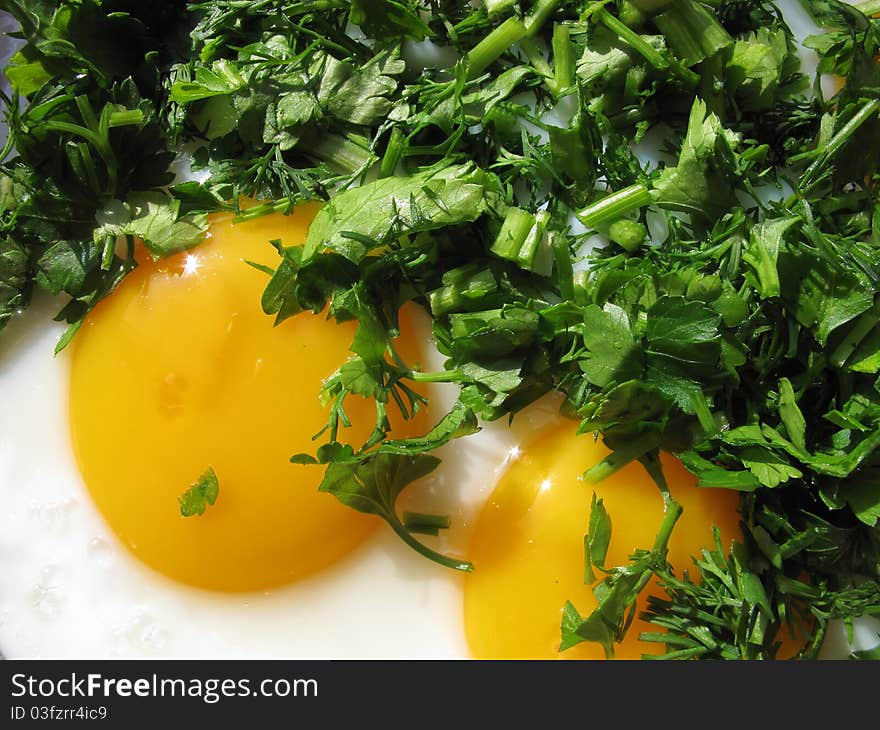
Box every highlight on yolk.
[69,204,427,592]
[463,421,741,659]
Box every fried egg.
[2,201,879,659]
[464,423,741,659]
[0,0,876,660]
[0,204,519,657]
[68,205,429,591]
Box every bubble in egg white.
[111,613,170,657]
[30,566,65,620]
[87,537,115,569]
[28,495,78,532]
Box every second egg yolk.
[464,421,741,659]
[69,204,427,592]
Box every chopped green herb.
[2,0,880,659]
[178,466,220,518]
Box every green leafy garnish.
[318,451,471,571]
[3,0,880,659]
[178,466,220,518]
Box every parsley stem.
[653,496,682,554]
[42,119,118,192]
[626,0,673,11]
[524,0,564,34]
[97,105,118,193]
[71,141,100,194]
[524,23,574,98]
[830,299,880,369]
[652,0,733,68]
[699,51,726,120]
[639,450,669,496]
[551,232,575,301]
[597,8,699,88]
[597,8,663,67]
[379,127,406,179]
[691,389,717,436]
[99,233,115,271]
[306,132,373,174]
[801,99,880,194]
[490,207,551,273]
[608,104,655,128]
[403,511,451,536]
[0,95,15,161]
[520,37,554,83]
[467,0,563,79]
[485,0,517,13]
[280,17,357,57]
[42,122,103,157]
[583,431,663,483]
[428,265,498,316]
[40,97,144,196]
[75,95,99,133]
[388,518,473,572]
[233,198,296,222]
[409,370,462,383]
[577,183,653,229]
[551,23,574,94]
[107,110,145,128]
[466,17,527,79]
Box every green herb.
[179,466,220,517]
[2,0,880,660]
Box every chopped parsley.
[179,466,220,518]
[2,0,880,659]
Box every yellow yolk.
[464,421,741,659]
[69,205,426,592]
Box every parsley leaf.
[302,163,503,263]
[652,98,741,220]
[318,451,472,571]
[0,234,30,330]
[179,466,220,518]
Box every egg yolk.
[69,204,427,592]
[464,421,741,659]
